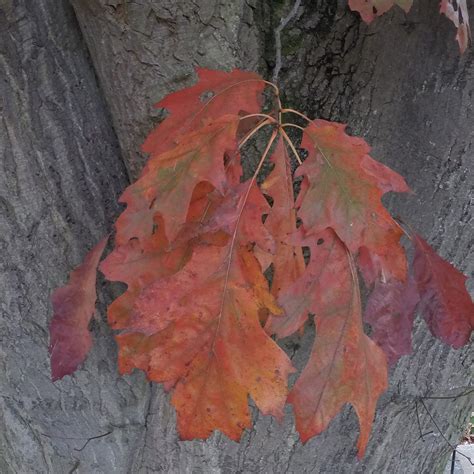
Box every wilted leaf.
[100,220,193,329]
[262,139,305,296]
[413,234,473,348]
[364,277,419,365]
[101,181,228,329]
[49,237,108,381]
[49,68,472,455]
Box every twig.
[422,387,474,401]
[419,399,473,466]
[415,399,435,441]
[41,429,113,452]
[272,0,302,84]
[74,431,112,452]
[415,400,426,441]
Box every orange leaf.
[100,222,192,329]
[262,138,305,295]
[101,182,226,329]
[116,115,240,244]
[143,68,266,157]
[298,120,409,283]
[116,181,294,441]
[262,138,305,333]
[284,229,388,457]
[49,68,472,455]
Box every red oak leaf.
[412,234,473,348]
[115,176,294,441]
[101,181,226,329]
[100,220,193,329]
[349,0,412,23]
[297,120,409,283]
[116,115,240,244]
[262,138,305,295]
[364,277,420,365]
[49,237,108,381]
[285,229,388,457]
[142,68,265,157]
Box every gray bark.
[0,1,140,472]
[0,0,472,472]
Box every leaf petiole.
[279,127,302,165]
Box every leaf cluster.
[49,68,473,456]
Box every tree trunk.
[1,0,472,472]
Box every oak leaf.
[100,219,193,329]
[101,180,228,329]
[283,229,388,458]
[348,0,412,23]
[262,139,305,296]
[49,237,108,381]
[412,234,474,348]
[115,176,294,441]
[297,120,409,283]
[364,277,419,365]
[142,68,265,157]
[116,115,240,244]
